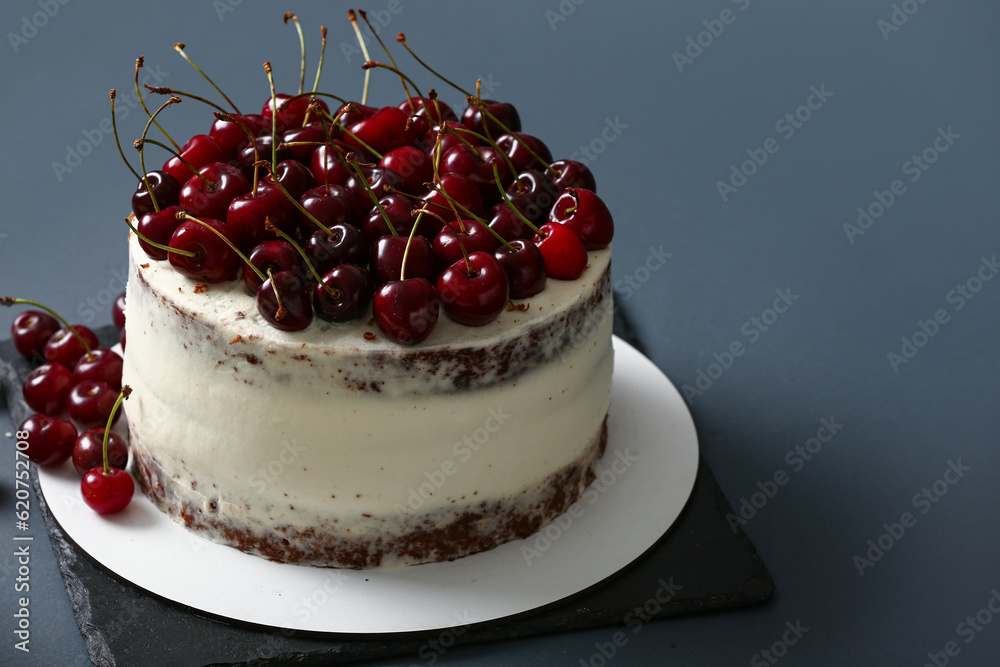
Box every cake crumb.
[178,287,182,292]
[366,318,375,326]
[236,311,246,319]
[194,283,209,293]
[229,335,243,344]
[363,331,376,341]
[140,263,149,269]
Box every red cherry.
[18,413,77,466]
[73,349,124,390]
[73,428,128,477]
[238,136,290,177]
[168,219,241,283]
[45,325,99,368]
[422,120,477,155]
[462,100,521,138]
[131,170,181,216]
[432,220,500,268]
[81,467,134,515]
[256,271,313,331]
[420,173,484,223]
[440,145,512,205]
[496,132,551,173]
[335,102,378,128]
[506,170,559,224]
[398,96,457,125]
[11,310,59,361]
[370,235,437,286]
[243,240,307,293]
[344,167,404,218]
[550,159,596,192]
[345,106,410,156]
[309,143,353,187]
[487,202,534,241]
[23,363,74,415]
[533,223,588,280]
[305,224,368,275]
[263,159,316,200]
[179,162,251,221]
[119,327,126,351]
[436,252,510,326]
[162,134,229,185]
[136,205,185,260]
[314,264,374,323]
[495,239,547,299]
[112,293,126,330]
[226,182,298,251]
[548,188,614,250]
[373,278,440,345]
[209,115,254,155]
[363,194,417,241]
[67,380,120,431]
[262,93,328,132]
[283,122,332,163]
[380,146,433,195]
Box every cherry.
[18,414,76,466]
[226,182,298,251]
[179,162,251,221]
[73,349,124,390]
[422,120,478,155]
[309,143,353,188]
[373,278,440,345]
[263,159,315,200]
[345,106,410,156]
[282,122,331,163]
[73,428,128,477]
[363,194,416,241]
[548,188,614,250]
[79,386,134,514]
[441,144,512,204]
[45,326,99,369]
[420,173,484,223]
[112,293,126,330]
[11,310,59,361]
[336,102,377,128]
[262,93,328,132]
[314,264,373,323]
[345,167,404,218]
[496,133,552,173]
[371,235,436,285]
[436,252,510,326]
[550,159,596,192]
[379,146,433,194]
[238,136,290,178]
[533,222,588,280]
[495,239,547,299]
[506,170,559,224]
[131,170,181,216]
[433,220,500,268]
[162,134,229,185]
[136,205,184,260]
[306,224,368,275]
[487,202,534,241]
[209,115,254,155]
[67,380,120,431]
[119,328,126,351]
[256,270,313,331]
[462,99,521,138]
[399,96,457,125]
[168,218,241,282]
[23,363,74,415]
[300,184,354,229]
[244,240,307,293]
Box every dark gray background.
[1,0,998,665]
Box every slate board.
[0,306,773,666]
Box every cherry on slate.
[45,326,99,369]
[73,348,124,390]
[11,310,59,361]
[18,413,77,466]
[23,363,74,415]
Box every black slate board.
[0,307,773,666]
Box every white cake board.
[37,336,699,634]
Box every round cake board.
[37,336,699,634]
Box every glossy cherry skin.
[309,143,352,189]
[168,219,241,283]
[256,270,313,331]
[73,349,123,391]
[119,328,126,351]
[496,133,552,173]
[488,202,535,241]
[373,278,440,345]
[305,224,368,275]
[336,102,378,129]
[379,146,433,194]
[18,414,76,466]
[67,380,120,431]
[136,205,184,260]
[209,115,255,155]
[432,220,501,268]
[495,239,547,299]
[548,188,614,250]
[23,363,74,415]
[314,264,374,323]
[344,167,404,218]
[533,222,588,280]
[282,122,331,163]
[81,467,134,515]
[237,136,290,178]
[399,96,457,125]
[45,325,99,369]
[420,173,484,223]
[436,252,510,326]
[422,120,478,155]
[131,170,181,216]
[345,106,410,156]
[11,310,59,361]
[179,162,251,221]
[441,145,512,204]
[370,235,437,285]
[244,240,307,293]
[506,170,560,224]
[112,293,126,330]
[300,184,354,229]
[363,194,417,241]
[462,100,521,138]
[162,134,229,185]
[550,159,596,192]
[262,93,329,132]
[226,182,298,252]
[263,159,315,200]
[73,428,128,477]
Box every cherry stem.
[359,10,414,107]
[253,160,341,238]
[0,297,92,358]
[266,268,287,321]
[136,56,180,152]
[348,10,372,106]
[283,13,306,95]
[280,90,349,109]
[136,138,210,187]
[399,210,424,282]
[303,26,328,126]
[101,386,131,475]
[494,163,542,236]
[174,43,241,114]
[396,32,471,96]
[474,80,492,143]
[342,154,397,235]
[214,112,259,194]
[109,90,140,180]
[264,62,278,175]
[144,84,228,114]
[264,220,335,295]
[124,215,197,258]
[137,95,182,212]
[422,184,515,251]
[469,95,555,175]
[178,212,265,281]
[361,61,422,106]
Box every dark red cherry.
[262,93,328,132]
[399,97,457,125]
[300,184,353,230]
[436,252,509,327]
[73,349,124,391]
[11,310,59,361]
[81,467,134,515]
[550,159,596,192]
[314,264,374,323]
[345,106,410,156]
[373,278,440,345]
[370,235,436,285]
[420,173,484,223]
[282,122,330,163]
[136,205,184,260]
[263,159,315,200]
[496,133,552,173]
[462,100,521,138]
[549,188,614,250]
[131,170,181,216]
[309,143,352,188]
[533,222,588,280]
[345,167,404,217]
[495,239,547,299]
[180,162,251,221]
[506,170,559,224]
[432,220,500,268]
[226,182,298,252]
[422,120,477,155]
[336,102,377,129]
[112,293,126,330]
[256,270,313,331]
[488,202,534,241]
[23,363,74,415]
[168,218,241,283]
[66,380,120,431]
[45,326,99,368]
[237,136,290,178]
[305,224,368,274]
[244,240,307,293]
[119,327,126,351]
[209,115,254,155]
[73,428,128,477]
[379,146,433,195]
[162,134,229,185]
[18,414,76,466]
[363,194,417,241]
[441,145,512,205]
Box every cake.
[114,16,616,567]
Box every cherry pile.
[5,297,133,514]
[120,12,614,344]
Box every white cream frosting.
[121,233,613,563]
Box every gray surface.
[0,0,997,665]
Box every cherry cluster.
[5,297,133,514]
[122,15,613,344]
